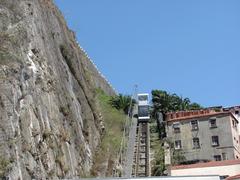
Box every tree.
[180,97,191,110]
[152,147,165,176]
[152,89,202,117]
[109,94,136,114]
[189,102,202,110]
[151,90,203,139]
[152,90,170,119]
[172,150,186,165]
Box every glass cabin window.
[138,95,148,101]
[138,105,149,117]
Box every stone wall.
[0,0,115,179]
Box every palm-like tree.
[152,90,170,116]
[180,97,191,110]
[110,94,135,114]
[152,90,202,117]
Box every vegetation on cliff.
[91,89,126,176]
[0,156,10,178]
[110,94,136,115]
[0,0,118,178]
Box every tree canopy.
[152,90,202,119]
[109,94,136,115]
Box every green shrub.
[0,156,10,178]
[152,147,165,176]
[109,94,136,115]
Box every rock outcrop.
[0,0,115,179]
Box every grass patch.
[91,89,126,176]
[0,156,11,178]
[0,50,22,66]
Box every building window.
[214,155,222,161]
[212,136,219,146]
[175,140,182,150]
[173,123,180,133]
[209,118,217,128]
[232,119,237,129]
[193,138,200,149]
[220,176,229,179]
[222,153,227,160]
[191,120,198,130]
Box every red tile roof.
[171,159,240,170]
[166,110,238,123]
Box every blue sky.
[55,0,240,107]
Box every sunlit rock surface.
[0,0,115,179]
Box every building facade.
[224,106,240,134]
[166,109,240,163]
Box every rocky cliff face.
[0,0,115,179]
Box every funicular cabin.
[137,93,150,123]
